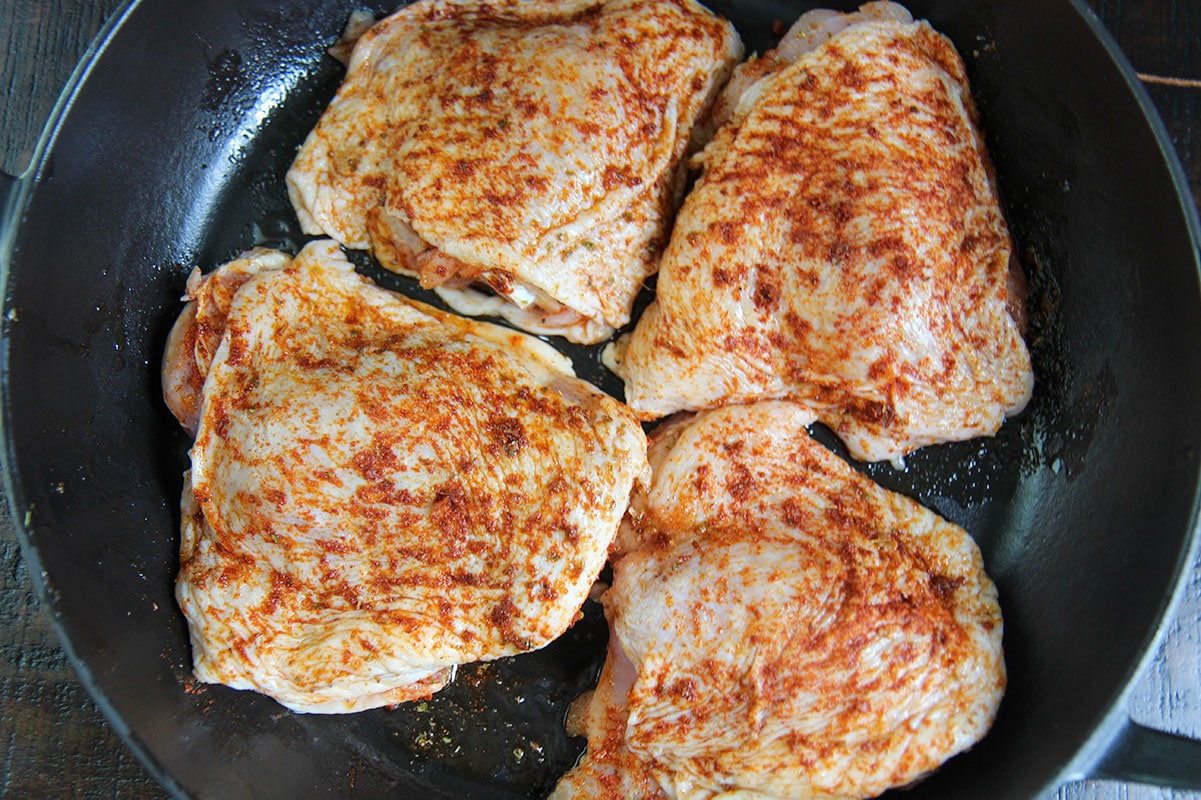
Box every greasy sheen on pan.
[164,240,647,713]
[609,3,1033,463]
[287,0,742,344]
[553,402,1005,800]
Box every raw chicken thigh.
[165,240,647,712]
[163,247,291,436]
[610,2,1033,463]
[287,0,742,343]
[553,402,1005,799]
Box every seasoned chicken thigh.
[287,0,742,343]
[163,247,291,435]
[610,3,1032,463]
[167,240,647,713]
[554,402,1005,799]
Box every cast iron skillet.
[4,0,1201,797]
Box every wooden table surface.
[2,0,1199,798]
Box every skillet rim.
[0,0,193,797]
[1050,0,1201,787]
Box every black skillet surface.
[3,0,1201,797]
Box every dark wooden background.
[1,0,1198,797]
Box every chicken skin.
[287,0,742,343]
[610,3,1033,463]
[553,402,1005,799]
[165,240,647,713]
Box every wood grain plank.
[0,0,126,175]
[1086,1,1201,210]
[0,520,165,798]
[1089,0,1199,79]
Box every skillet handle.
[1089,718,1201,790]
